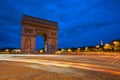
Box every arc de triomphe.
[21,15,58,53]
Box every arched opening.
[36,36,44,51]
[36,32,48,52]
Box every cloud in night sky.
[0,0,120,49]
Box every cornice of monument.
[22,20,58,30]
[22,15,58,27]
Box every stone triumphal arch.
[21,15,58,53]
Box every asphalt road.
[0,54,120,80]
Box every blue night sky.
[0,0,120,49]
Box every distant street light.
[5,49,9,52]
[61,49,65,52]
[96,46,99,48]
[96,46,99,51]
[68,49,72,52]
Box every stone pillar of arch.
[47,38,58,52]
[21,15,58,53]
[21,36,36,53]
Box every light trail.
[105,55,120,64]
[1,57,120,76]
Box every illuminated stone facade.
[21,15,58,53]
